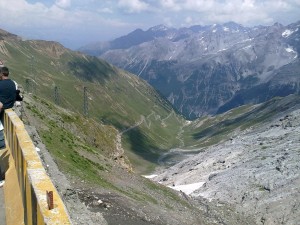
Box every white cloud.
[0,0,47,27]
[160,0,181,11]
[183,0,215,11]
[55,0,71,9]
[155,0,300,26]
[162,17,174,27]
[210,0,272,25]
[185,16,193,24]
[291,0,300,6]
[98,7,114,14]
[0,0,132,48]
[117,0,149,13]
[0,0,299,49]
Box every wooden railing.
[2,109,71,225]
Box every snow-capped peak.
[282,28,298,38]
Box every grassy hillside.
[0,29,185,173]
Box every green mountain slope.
[0,28,185,173]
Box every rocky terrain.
[15,92,300,225]
[25,120,252,225]
[12,85,300,225]
[151,96,300,225]
[16,96,254,225]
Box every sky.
[0,0,300,49]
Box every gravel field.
[153,105,300,225]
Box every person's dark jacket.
[0,79,16,124]
[0,79,16,109]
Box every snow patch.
[285,47,295,53]
[168,182,205,195]
[241,38,253,43]
[143,174,158,179]
[282,29,294,37]
[223,27,229,32]
[218,48,227,52]
[243,45,252,50]
[285,46,298,58]
[185,120,192,125]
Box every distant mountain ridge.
[80,21,300,119]
[79,25,177,56]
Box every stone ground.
[152,106,300,225]
[0,185,5,225]
[15,96,300,225]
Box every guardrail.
[2,109,71,225]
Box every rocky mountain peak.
[149,24,170,32]
[0,28,20,41]
[80,21,300,119]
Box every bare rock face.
[152,102,300,225]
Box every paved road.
[0,186,6,225]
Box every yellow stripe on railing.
[3,109,72,225]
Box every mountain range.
[3,27,247,224]
[80,21,300,119]
[1,24,300,225]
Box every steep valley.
[17,89,255,225]
[1,26,299,225]
[17,92,300,225]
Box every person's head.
[1,66,9,79]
